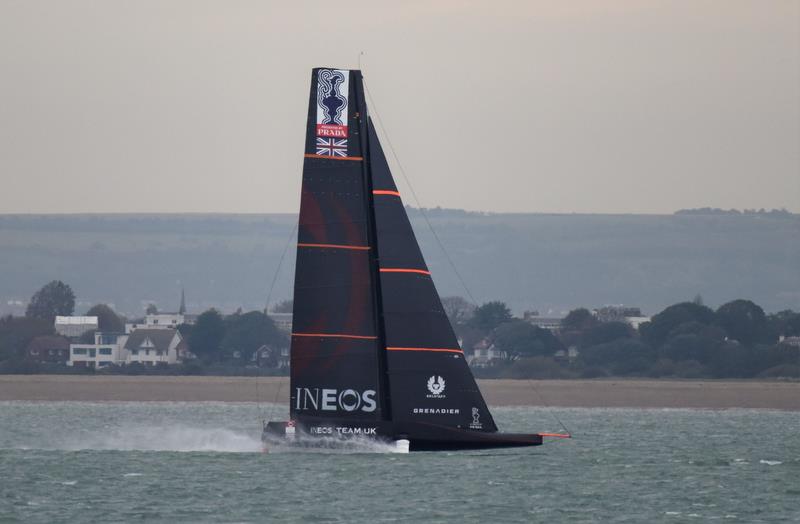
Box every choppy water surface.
[0,402,798,523]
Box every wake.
[15,425,261,453]
[10,425,406,454]
[264,434,408,454]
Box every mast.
[354,71,392,421]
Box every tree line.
[0,280,287,375]
[1,280,798,378]
[443,296,800,379]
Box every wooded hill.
[0,210,797,317]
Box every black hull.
[262,419,543,452]
[408,432,543,451]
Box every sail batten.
[292,333,378,340]
[297,242,370,250]
[387,347,463,353]
[303,154,363,161]
[379,268,431,275]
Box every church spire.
[179,287,186,314]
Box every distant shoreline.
[1,375,798,410]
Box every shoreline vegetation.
[4,285,800,380]
[1,375,798,410]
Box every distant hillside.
[0,212,798,317]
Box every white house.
[68,329,185,368]
[522,311,564,331]
[125,313,197,334]
[467,339,507,368]
[779,336,800,348]
[54,316,98,338]
[68,332,128,369]
[592,305,650,328]
[554,346,580,362]
[624,316,651,330]
[267,312,293,334]
[252,344,290,368]
[123,329,184,366]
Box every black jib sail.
[274,67,546,450]
[368,119,497,433]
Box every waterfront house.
[54,316,98,338]
[68,329,185,368]
[68,332,128,369]
[26,335,71,364]
[123,329,183,366]
[467,338,507,368]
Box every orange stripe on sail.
[373,190,401,197]
[292,333,378,340]
[386,347,463,354]
[304,154,363,161]
[297,243,370,251]
[379,268,431,276]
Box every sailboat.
[263,68,550,451]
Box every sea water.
[0,402,798,522]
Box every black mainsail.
[290,68,385,421]
[266,68,544,451]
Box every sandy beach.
[1,375,798,409]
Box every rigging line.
[362,78,478,305]
[264,221,298,312]
[526,379,572,437]
[229,216,278,428]
[259,220,298,422]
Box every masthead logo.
[316,69,349,139]
[426,375,446,398]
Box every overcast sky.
[1,1,798,214]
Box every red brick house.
[27,335,70,364]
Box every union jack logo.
[316,137,348,157]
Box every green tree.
[0,315,54,363]
[580,321,632,347]
[469,301,512,332]
[271,300,293,314]
[492,320,563,359]
[580,339,656,376]
[221,311,286,361]
[562,308,598,332]
[767,310,800,338]
[441,296,476,326]
[25,281,75,321]
[657,321,726,365]
[85,304,123,332]
[640,302,715,346]
[753,344,800,376]
[189,309,226,361]
[452,324,485,356]
[145,303,158,315]
[708,340,756,378]
[715,299,770,346]
[658,334,712,364]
